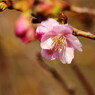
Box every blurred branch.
[69,5,95,16]
[73,28,95,40]
[37,53,75,95]
[71,62,95,95]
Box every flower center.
[52,35,66,51]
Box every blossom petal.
[41,30,55,41]
[36,18,59,41]
[41,18,59,28]
[60,47,74,64]
[41,30,57,49]
[62,24,73,35]
[52,24,73,35]
[36,25,49,34]
[41,49,59,60]
[66,34,82,51]
[41,37,53,49]
[64,24,73,31]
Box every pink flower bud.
[15,15,35,43]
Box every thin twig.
[73,28,95,40]
[69,5,95,16]
[4,0,95,17]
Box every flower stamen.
[52,35,66,51]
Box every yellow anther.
[52,35,66,51]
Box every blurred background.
[0,0,95,95]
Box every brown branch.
[4,1,95,40]
[61,0,95,16]
[69,5,95,16]
[71,62,95,95]
[73,28,95,40]
[3,0,95,17]
[37,53,75,95]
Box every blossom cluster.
[0,0,83,64]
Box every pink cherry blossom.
[15,15,35,43]
[36,18,82,64]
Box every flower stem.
[73,28,95,40]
